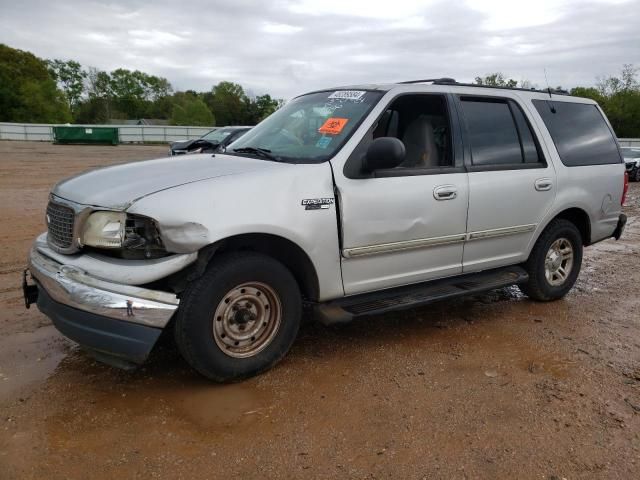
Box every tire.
[632,167,640,182]
[520,219,583,302]
[174,252,302,382]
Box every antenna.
[544,68,557,113]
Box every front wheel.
[520,219,583,301]
[174,252,302,382]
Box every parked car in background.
[622,146,640,181]
[169,126,251,155]
[25,79,627,383]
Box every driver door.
[333,93,469,295]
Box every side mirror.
[363,137,405,172]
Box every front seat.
[400,115,440,168]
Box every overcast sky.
[1,0,639,99]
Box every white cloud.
[289,0,436,19]
[84,32,115,45]
[0,0,638,98]
[262,22,303,34]
[128,30,187,48]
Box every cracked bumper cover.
[27,238,183,365]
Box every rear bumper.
[613,213,627,240]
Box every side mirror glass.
[363,137,405,172]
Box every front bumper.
[26,241,181,366]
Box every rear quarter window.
[533,100,621,167]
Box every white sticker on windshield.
[328,90,366,101]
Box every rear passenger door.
[455,95,555,272]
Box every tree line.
[475,68,640,138]
[0,44,281,127]
[1,43,638,137]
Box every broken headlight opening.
[81,211,168,259]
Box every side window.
[533,100,621,166]
[460,97,543,167]
[511,105,540,163]
[372,94,453,170]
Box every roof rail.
[398,77,457,84]
[396,78,571,96]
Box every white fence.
[619,138,640,148]
[1,122,639,148]
[0,122,213,143]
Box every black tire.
[632,168,640,182]
[174,252,302,382]
[521,219,583,302]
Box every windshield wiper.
[233,147,280,161]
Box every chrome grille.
[46,201,75,249]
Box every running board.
[315,266,528,325]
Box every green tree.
[245,94,280,124]
[573,65,640,137]
[205,81,248,125]
[569,86,606,104]
[474,72,518,88]
[47,59,87,113]
[101,68,173,119]
[0,44,71,123]
[170,97,215,126]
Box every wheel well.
[553,208,591,245]
[214,233,320,301]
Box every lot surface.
[0,140,639,479]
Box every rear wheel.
[174,252,302,382]
[521,219,583,301]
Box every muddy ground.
[0,140,639,479]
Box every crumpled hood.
[52,153,279,210]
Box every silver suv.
[23,79,628,381]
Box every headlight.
[81,211,126,248]
[80,211,167,258]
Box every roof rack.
[397,78,570,96]
[398,77,457,84]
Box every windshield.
[621,148,640,159]
[202,129,234,143]
[229,90,383,163]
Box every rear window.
[533,100,621,166]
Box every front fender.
[127,162,344,300]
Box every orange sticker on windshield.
[318,117,348,135]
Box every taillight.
[622,171,629,205]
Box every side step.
[315,266,528,325]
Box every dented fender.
[156,222,211,253]
[126,161,345,301]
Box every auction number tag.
[318,117,349,135]
[327,90,366,100]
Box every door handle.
[433,185,457,201]
[534,178,553,191]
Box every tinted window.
[533,100,621,166]
[461,99,524,166]
[511,105,541,163]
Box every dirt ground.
[0,140,639,479]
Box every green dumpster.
[53,126,119,145]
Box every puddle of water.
[168,382,275,429]
[0,325,71,402]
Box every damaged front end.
[25,229,198,368]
